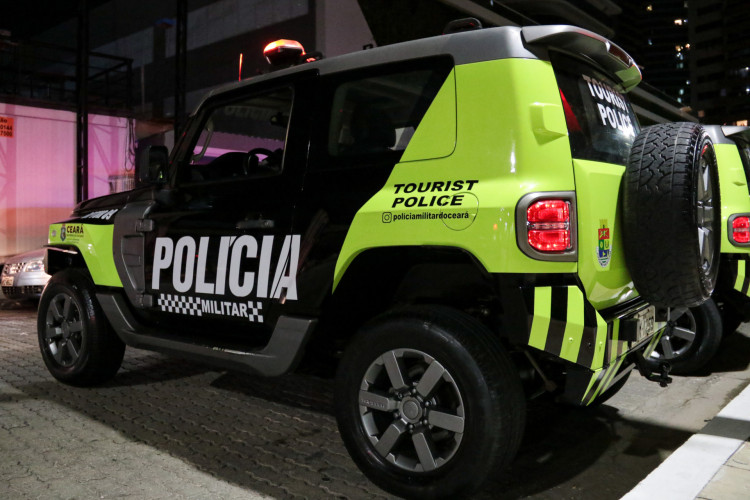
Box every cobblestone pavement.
[2,302,750,499]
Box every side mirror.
[136,145,169,186]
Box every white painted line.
[622,383,750,500]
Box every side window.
[735,137,750,187]
[326,66,449,159]
[184,87,292,183]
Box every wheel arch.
[301,246,506,374]
[329,245,498,327]
[44,246,89,276]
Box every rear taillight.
[731,215,750,244]
[516,192,577,261]
[527,200,572,252]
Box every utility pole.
[175,0,187,138]
[76,0,89,203]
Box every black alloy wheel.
[335,306,525,499]
[37,269,125,386]
[644,299,723,375]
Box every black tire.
[335,306,525,499]
[718,301,744,337]
[623,122,720,307]
[37,269,125,386]
[644,299,723,375]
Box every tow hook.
[634,353,673,387]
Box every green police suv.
[38,24,721,498]
[645,125,750,374]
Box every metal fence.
[0,38,132,110]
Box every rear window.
[308,56,453,170]
[551,52,640,166]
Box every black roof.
[196,24,640,112]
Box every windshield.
[551,52,640,166]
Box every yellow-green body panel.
[48,222,122,287]
[335,58,580,289]
[573,159,638,309]
[334,57,639,316]
[716,143,750,253]
[736,258,748,294]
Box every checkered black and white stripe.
[247,301,263,323]
[158,294,203,316]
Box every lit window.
[675,45,683,52]
[674,19,683,25]
[648,38,653,45]
[677,97,682,103]
[647,4,653,11]
[679,88,685,95]
[685,43,691,50]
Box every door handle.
[236,218,275,229]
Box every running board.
[98,292,316,377]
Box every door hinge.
[136,218,155,232]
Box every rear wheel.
[37,269,125,386]
[623,122,721,307]
[335,306,525,499]
[644,299,722,375]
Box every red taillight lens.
[732,216,750,244]
[528,229,571,252]
[527,200,572,252]
[527,199,569,223]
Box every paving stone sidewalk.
[3,303,750,499]
[0,307,392,500]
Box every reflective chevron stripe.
[528,286,608,370]
[580,326,665,406]
[735,256,749,296]
[582,357,625,406]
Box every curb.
[622,382,750,499]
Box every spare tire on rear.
[623,122,720,308]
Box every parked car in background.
[1,248,50,301]
[646,125,750,374]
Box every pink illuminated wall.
[0,103,131,258]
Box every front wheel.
[335,307,525,499]
[37,269,125,386]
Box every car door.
[138,78,314,347]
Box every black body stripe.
[544,287,568,355]
[576,300,598,367]
[604,322,613,365]
[743,256,750,295]
[527,288,535,335]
